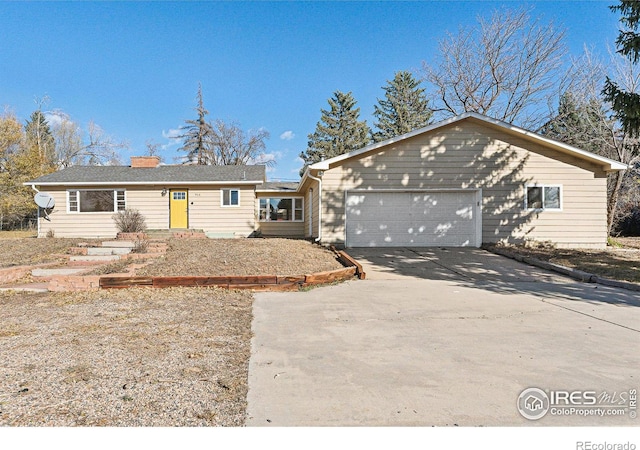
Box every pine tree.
[179,84,215,164]
[603,0,640,136]
[541,92,612,155]
[24,110,56,171]
[299,91,370,175]
[372,71,432,142]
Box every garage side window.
[526,186,561,210]
[68,190,126,213]
[259,197,303,221]
[221,189,239,207]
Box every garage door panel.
[346,191,479,247]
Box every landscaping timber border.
[332,247,366,280]
[100,247,365,291]
[100,267,357,291]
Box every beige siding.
[318,122,609,248]
[258,221,305,238]
[309,184,320,238]
[37,185,257,238]
[126,186,170,229]
[38,187,123,238]
[188,186,256,236]
[299,177,320,239]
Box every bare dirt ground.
[0,287,252,426]
[485,237,640,283]
[0,234,100,268]
[137,238,344,277]
[615,236,640,249]
[0,237,346,426]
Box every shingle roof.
[25,165,266,186]
[257,181,300,192]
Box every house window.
[68,190,126,213]
[526,185,561,210]
[259,197,304,222]
[221,189,240,206]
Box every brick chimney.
[130,156,160,168]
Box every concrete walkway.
[247,248,640,426]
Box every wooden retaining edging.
[334,249,366,280]
[99,267,357,290]
[99,247,365,291]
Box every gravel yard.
[137,238,344,277]
[0,287,252,426]
[0,237,99,268]
[0,236,347,426]
[485,239,640,283]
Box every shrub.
[113,209,147,233]
[133,237,149,253]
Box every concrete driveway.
[247,248,640,426]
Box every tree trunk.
[607,169,626,235]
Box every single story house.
[26,113,627,248]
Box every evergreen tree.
[179,84,215,164]
[372,71,432,142]
[540,92,612,155]
[299,91,370,175]
[603,0,640,136]
[24,110,56,171]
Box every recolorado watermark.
[517,387,637,421]
[576,442,636,450]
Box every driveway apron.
[247,248,640,426]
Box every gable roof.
[25,165,266,187]
[308,112,628,172]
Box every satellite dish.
[34,192,55,209]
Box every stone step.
[205,232,237,239]
[87,247,131,256]
[32,268,88,277]
[101,240,136,248]
[70,255,120,262]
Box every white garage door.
[345,190,480,247]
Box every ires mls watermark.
[517,387,637,421]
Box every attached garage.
[345,189,482,247]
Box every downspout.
[307,172,322,243]
[31,185,41,237]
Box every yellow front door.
[169,190,188,228]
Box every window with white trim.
[526,185,561,210]
[221,189,240,207]
[68,189,126,213]
[259,197,304,222]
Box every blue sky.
[0,1,621,181]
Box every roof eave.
[468,113,628,172]
[24,180,264,187]
[309,114,471,170]
[310,111,628,173]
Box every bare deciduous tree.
[544,49,640,234]
[210,119,273,167]
[50,111,125,167]
[178,85,273,167]
[423,7,566,130]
